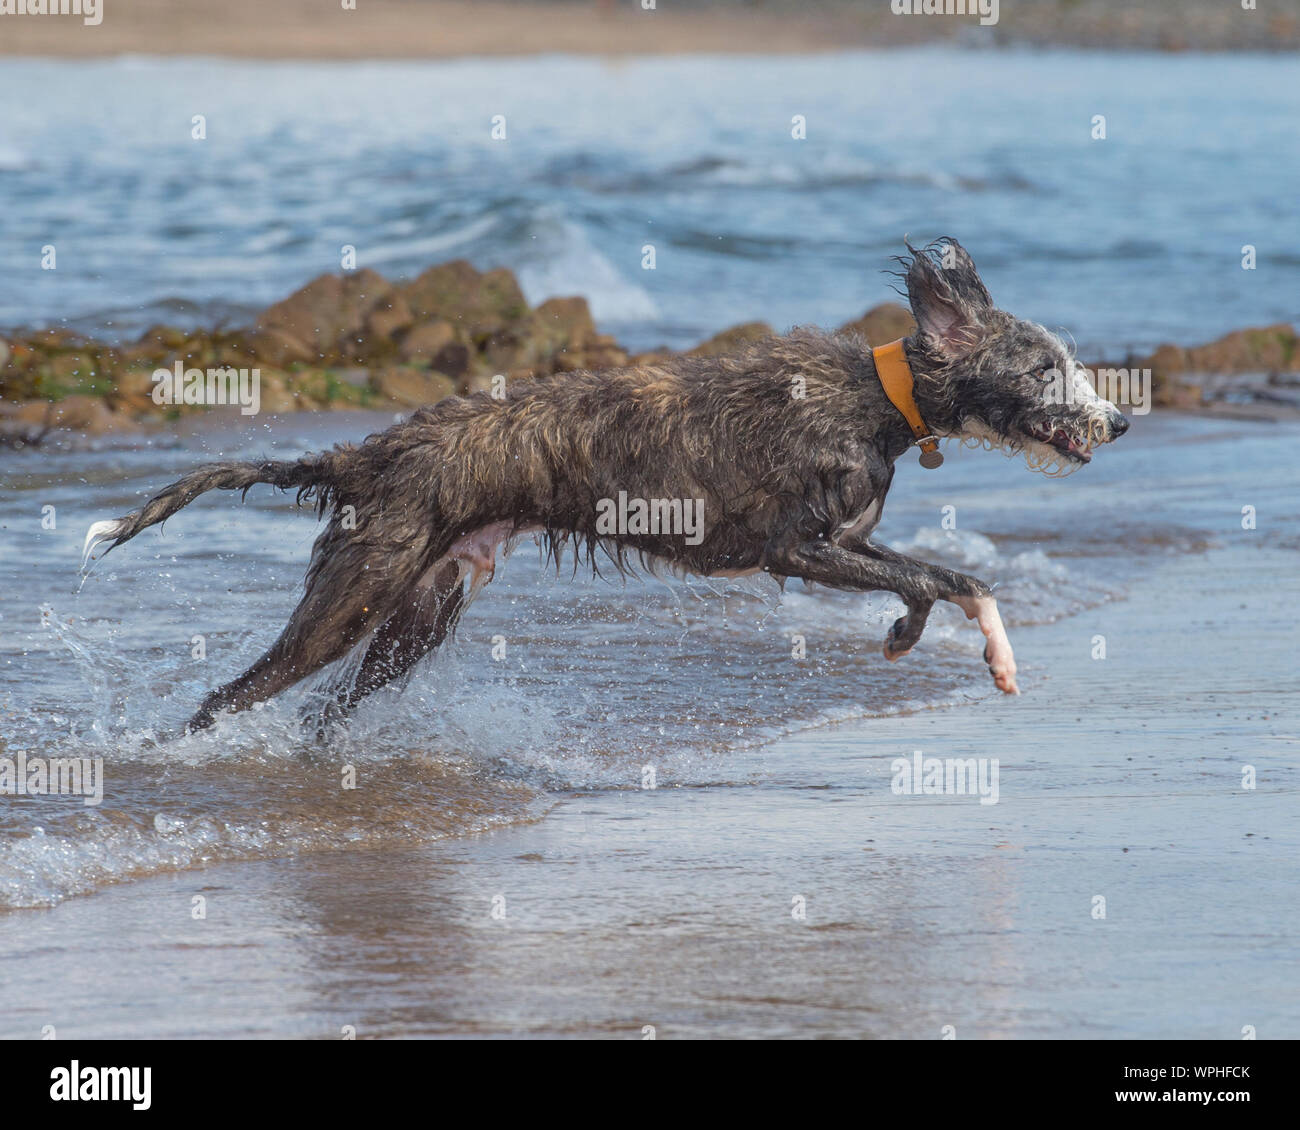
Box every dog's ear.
[903,238,993,361]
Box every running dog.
[82,239,1129,731]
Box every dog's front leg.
[881,595,934,662]
[768,539,1018,695]
[838,535,1017,690]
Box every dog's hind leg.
[185,527,434,732]
[307,525,523,732]
[324,562,467,721]
[186,643,315,732]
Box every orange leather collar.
[871,339,943,469]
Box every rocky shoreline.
[2,257,1298,448]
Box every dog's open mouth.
[1031,425,1092,463]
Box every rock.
[0,365,38,401]
[528,297,616,373]
[257,268,394,361]
[1137,325,1300,409]
[534,296,596,350]
[554,333,629,373]
[629,349,675,367]
[470,296,588,377]
[48,351,96,382]
[688,322,775,358]
[461,371,502,397]
[103,403,143,433]
[246,325,314,367]
[365,293,414,342]
[582,334,629,370]
[117,341,167,366]
[110,368,161,412]
[5,401,56,425]
[398,319,457,362]
[60,396,112,431]
[838,302,916,345]
[1139,325,1300,379]
[333,368,372,388]
[1142,343,1189,379]
[397,260,530,345]
[8,344,121,401]
[282,369,370,410]
[27,328,84,350]
[17,395,138,434]
[370,367,458,408]
[254,372,299,415]
[135,325,191,355]
[161,333,218,368]
[431,341,471,381]
[1186,324,1298,373]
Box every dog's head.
[900,238,1129,472]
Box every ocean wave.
[357,213,501,270]
[891,526,1122,625]
[548,151,1034,195]
[0,761,543,910]
[510,205,659,323]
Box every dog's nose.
[1111,412,1130,437]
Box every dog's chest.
[833,498,882,543]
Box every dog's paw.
[883,602,934,662]
[954,593,1019,695]
[984,639,1019,695]
[882,617,912,661]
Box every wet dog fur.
[82,239,1130,732]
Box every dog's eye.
[1031,367,1054,381]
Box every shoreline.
[0,1,1297,59]
[3,523,1295,1037]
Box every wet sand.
[3,518,1295,1038]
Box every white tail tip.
[81,518,126,572]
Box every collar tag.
[871,339,944,469]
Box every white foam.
[514,207,659,324]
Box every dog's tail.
[81,454,337,571]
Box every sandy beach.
[1,0,1297,58]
